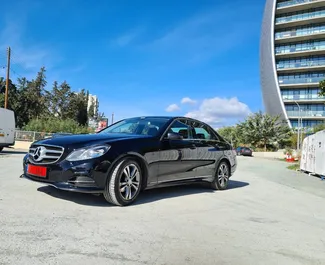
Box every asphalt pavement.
[0,151,325,265]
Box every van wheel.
[103,158,142,206]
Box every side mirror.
[167,132,183,140]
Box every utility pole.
[111,113,114,124]
[299,108,304,150]
[294,101,302,151]
[4,47,11,109]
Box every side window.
[191,121,218,141]
[166,120,190,139]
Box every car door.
[189,120,226,178]
[157,119,198,183]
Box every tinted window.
[167,120,190,139]
[190,120,218,140]
[99,117,170,136]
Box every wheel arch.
[107,152,149,190]
[216,157,231,176]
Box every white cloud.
[185,97,251,125]
[70,63,87,73]
[110,27,144,47]
[166,104,180,112]
[181,97,197,105]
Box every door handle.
[190,144,196,149]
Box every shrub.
[23,117,94,134]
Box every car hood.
[32,133,150,148]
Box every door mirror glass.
[167,132,183,140]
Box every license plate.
[27,164,47,178]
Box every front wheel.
[211,161,230,190]
[103,158,142,206]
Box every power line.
[0,50,7,61]
[10,68,24,79]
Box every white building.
[87,94,98,114]
[261,0,325,130]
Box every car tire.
[103,158,142,206]
[0,147,3,153]
[211,160,230,191]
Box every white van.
[0,108,15,152]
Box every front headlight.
[66,145,111,162]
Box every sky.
[0,0,266,128]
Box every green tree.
[237,111,292,151]
[0,78,25,127]
[47,81,74,119]
[66,89,89,125]
[94,98,99,119]
[313,123,325,133]
[289,132,306,149]
[22,67,48,120]
[217,126,241,147]
[0,77,5,95]
[46,81,59,115]
[319,80,325,96]
[15,77,33,127]
[0,78,18,110]
[97,111,105,121]
[88,97,95,118]
[1,67,98,130]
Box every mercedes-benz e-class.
[21,116,237,206]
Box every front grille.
[29,144,64,164]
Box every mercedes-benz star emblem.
[33,146,46,162]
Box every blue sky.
[0,0,265,127]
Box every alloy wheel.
[119,163,140,200]
[217,163,229,188]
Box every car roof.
[124,116,208,124]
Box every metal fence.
[15,130,55,142]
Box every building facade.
[261,0,325,129]
[87,94,98,114]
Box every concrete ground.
[0,150,325,265]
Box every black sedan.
[21,116,237,206]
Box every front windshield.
[99,117,170,136]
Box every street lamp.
[294,100,303,151]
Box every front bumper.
[20,174,104,193]
[22,154,113,193]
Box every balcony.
[275,11,325,29]
[279,77,324,87]
[275,46,325,58]
[277,60,325,72]
[276,0,325,15]
[275,30,325,44]
[282,95,325,102]
[286,110,325,118]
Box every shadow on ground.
[0,149,28,155]
[37,180,249,207]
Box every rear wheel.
[211,161,229,190]
[103,158,142,206]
